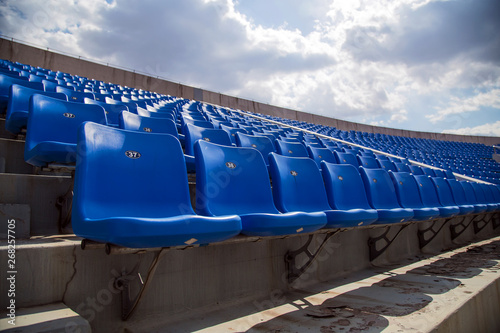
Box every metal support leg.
[368,223,410,261]
[417,218,449,249]
[115,248,167,321]
[285,230,340,284]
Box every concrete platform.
[0,302,91,333]
[149,237,500,333]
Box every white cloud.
[0,0,499,135]
[427,89,500,123]
[442,120,500,137]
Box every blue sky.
[1,0,499,136]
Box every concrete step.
[0,117,18,140]
[0,173,73,236]
[0,138,34,174]
[0,302,91,333]
[150,237,500,333]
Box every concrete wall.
[1,38,499,146]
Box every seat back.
[378,159,397,172]
[413,175,441,207]
[357,156,379,169]
[409,165,424,175]
[56,86,94,103]
[321,162,373,210]
[221,126,248,145]
[431,177,457,206]
[393,162,411,173]
[119,111,178,137]
[269,153,330,213]
[6,84,67,120]
[84,98,128,126]
[334,151,360,167]
[73,122,194,220]
[24,94,107,166]
[306,146,336,169]
[275,140,309,157]
[1,73,43,96]
[460,181,480,205]
[194,140,279,216]
[185,123,232,156]
[422,167,436,177]
[446,179,469,206]
[360,167,403,210]
[235,132,275,166]
[389,172,424,208]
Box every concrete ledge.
[0,302,91,333]
[0,173,73,235]
[0,204,30,239]
[160,237,500,333]
[0,138,34,174]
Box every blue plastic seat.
[24,95,107,167]
[275,140,309,157]
[409,165,424,175]
[83,98,128,127]
[320,163,378,227]
[0,74,44,112]
[359,168,414,224]
[235,132,275,167]
[72,122,241,248]
[306,146,337,169]
[5,84,67,134]
[377,159,397,172]
[394,162,411,173]
[119,111,179,136]
[268,153,344,227]
[389,172,440,221]
[431,177,470,215]
[56,86,94,103]
[184,123,232,156]
[413,175,460,218]
[444,170,456,179]
[459,181,488,214]
[446,179,477,215]
[422,167,436,177]
[334,151,360,168]
[105,97,138,114]
[433,169,446,178]
[136,107,175,121]
[470,182,498,212]
[194,140,327,236]
[357,156,379,169]
[220,126,248,145]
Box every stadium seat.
[83,98,128,127]
[431,177,471,215]
[184,123,232,156]
[306,146,337,169]
[446,179,477,215]
[413,175,460,218]
[334,151,360,168]
[357,156,379,169]
[459,181,488,214]
[269,153,350,228]
[0,73,44,112]
[409,165,424,175]
[119,111,178,136]
[275,140,309,157]
[377,159,397,172]
[5,84,67,134]
[56,86,94,103]
[433,169,446,178]
[389,172,440,221]
[72,122,242,248]
[422,167,436,177]
[24,94,107,167]
[393,162,411,173]
[220,126,248,145]
[470,182,498,212]
[359,167,414,224]
[194,140,327,236]
[235,132,275,167]
[320,162,378,227]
